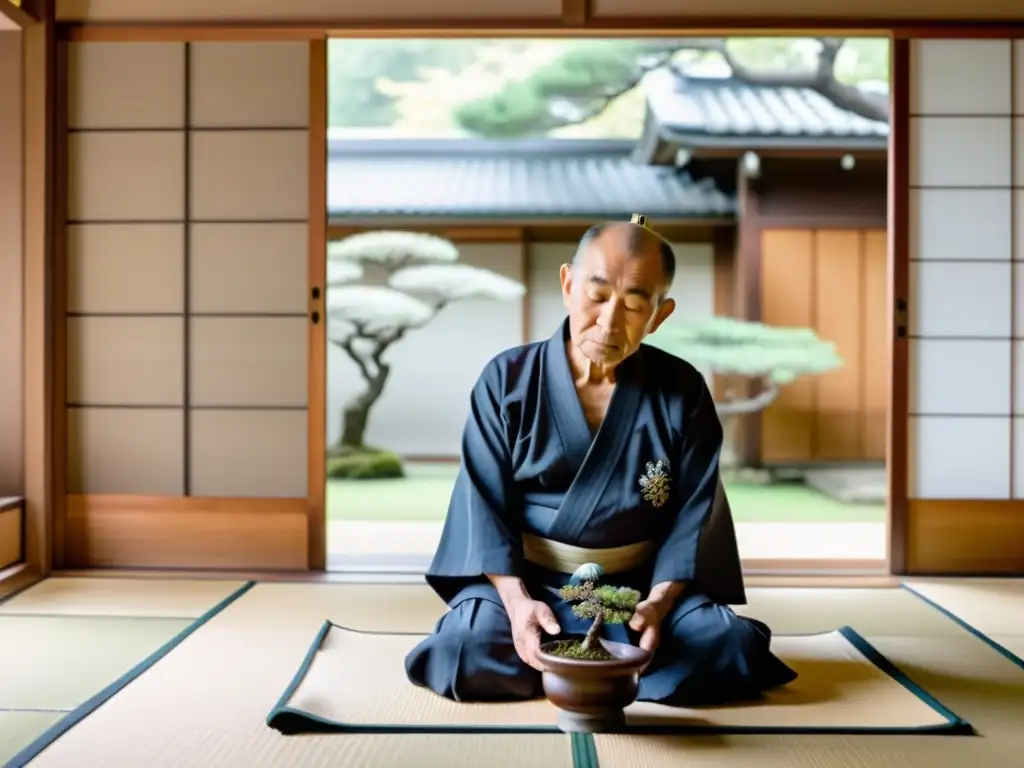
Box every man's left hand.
[628,597,670,653]
[629,580,686,654]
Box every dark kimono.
[405,319,797,705]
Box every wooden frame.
[307,37,328,570]
[0,0,40,28]
[14,9,1023,587]
[887,39,911,575]
[20,1,57,590]
[54,23,1024,43]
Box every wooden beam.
[561,0,589,27]
[22,1,55,576]
[520,231,532,344]
[49,21,1024,42]
[0,0,37,28]
[50,39,67,568]
[887,38,910,576]
[307,38,328,572]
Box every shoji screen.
[64,41,312,568]
[906,39,1024,572]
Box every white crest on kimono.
[638,459,671,508]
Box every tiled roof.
[327,139,736,221]
[644,68,889,148]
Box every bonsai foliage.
[645,316,843,418]
[551,563,642,661]
[644,317,843,469]
[326,231,525,455]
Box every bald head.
[572,221,676,295]
[559,219,678,369]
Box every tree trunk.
[581,610,604,651]
[339,367,390,449]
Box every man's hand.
[628,598,669,653]
[507,597,561,672]
[628,580,686,654]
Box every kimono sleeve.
[424,361,523,605]
[649,376,724,588]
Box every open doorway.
[321,36,892,573]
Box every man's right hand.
[507,597,561,672]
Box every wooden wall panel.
[813,230,863,460]
[760,230,815,462]
[760,228,888,464]
[65,495,308,570]
[907,499,1024,573]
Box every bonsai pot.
[538,637,652,734]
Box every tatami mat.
[9,580,1024,767]
[270,622,962,734]
[593,633,1024,767]
[0,713,65,767]
[0,616,192,711]
[0,577,249,619]
[14,582,573,767]
[903,580,1024,647]
[902,580,1024,670]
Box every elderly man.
[404,215,797,706]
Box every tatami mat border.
[266,621,972,739]
[900,583,1024,671]
[2,581,256,768]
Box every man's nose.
[597,299,624,331]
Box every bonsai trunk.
[581,610,604,651]
[339,368,390,449]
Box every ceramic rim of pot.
[537,638,651,675]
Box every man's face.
[559,227,676,368]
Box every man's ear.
[559,263,573,309]
[648,297,676,334]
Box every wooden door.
[759,228,887,464]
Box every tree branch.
[455,37,888,137]
[694,38,890,123]
[714,378,780,418]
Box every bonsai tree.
[326,231,525,478]
[548,563,642,661]
[644,317,844,469]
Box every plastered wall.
[65,41,311,500]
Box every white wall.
[327,242,524,455]
[908,39,1024,499]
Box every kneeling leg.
[405,597,543,702]
[638,596,798,707]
